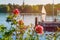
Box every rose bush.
[6,9,44,40]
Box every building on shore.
[57,8,60,16]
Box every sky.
[0,0,60,5]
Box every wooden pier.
[35,17,60,32]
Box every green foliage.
[6,15,13,22]
[0,24,15,40]
[0,24,6,32]
[45,32,60,40]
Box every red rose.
[13,9,20,15]
[35,25,43,34]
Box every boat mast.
[22,0,24,20]
[23,0,24,8]
[53,0,55,20]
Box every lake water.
[0,13,60,25]
[0,13,60,40]
[0,13,54,28]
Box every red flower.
[13,9,20,15]
[35,25,44,34]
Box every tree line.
[0,3,60,15]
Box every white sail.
[41,6,46,14]
[41,5,46,22]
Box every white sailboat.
[41,5,46,22]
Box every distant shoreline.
[0,4,59,16]
[0,13,57,16]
